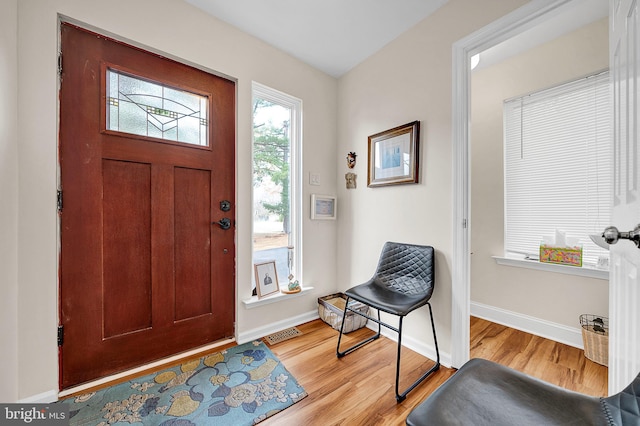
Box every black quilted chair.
[336,242,440,402]
[406,358,640,426]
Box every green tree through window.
[251,83,301,296]
[253,99,291,233]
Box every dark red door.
[59,23,235,389]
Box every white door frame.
[451,0,577,368]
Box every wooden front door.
[58,23,236,389]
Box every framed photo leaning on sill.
[254,260,279,299]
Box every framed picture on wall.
[254,261,279,298]
[367,121,420,187]
[311,194,337,220]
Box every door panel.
[174,167,213,321]
[609,0,640,394]
[102,160,153,338]
[59,23,236,389]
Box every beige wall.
[5,0,592,402]
[10,0,337,400]
[0,0,19,404]
[470,19,609,328]
[336,0,528,362]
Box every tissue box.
[540,245,582,267]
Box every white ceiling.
[184,0,448,77]
[184,0,608,78]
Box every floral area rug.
[59,341,307,425]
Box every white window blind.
[504,71,611,267]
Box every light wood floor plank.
[262,317,607,425]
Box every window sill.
[242,286,314,309]
[493,256,609,280]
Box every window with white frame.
[504,71,611,268]
[251,82,302,295]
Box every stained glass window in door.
[107,69,208,146]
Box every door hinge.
[57,325,64,346]
[462,218,468,228]
[57,53,63,77]
[57,190,63,212]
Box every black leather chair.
[406,358,640,426]
[336,241,440,402]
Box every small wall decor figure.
[346,152,357,169]
[345,172,357,189]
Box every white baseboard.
[239,309,451,367]
[25,311,444,404]
[367,321,453,368]
[18,390,58,404]
[471,301,584,349]
[239,308,451,366]
[22,307,581,403]
[237,310,319,344]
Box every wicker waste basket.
[318,293,369,333]
[580,314,608,366]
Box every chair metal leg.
[336,298,440,402]
[395,302,440,402]
[336,297,381,358]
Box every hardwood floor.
[66,316,607,425]
[470,316,608,396]
[261,317,608,425]
[261,319,453,426]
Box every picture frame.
[311,194,337,220]
[367,121,420,187]
[254,261,279,298]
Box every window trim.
[241,286,315,308]
[503,70,611,269]
[493,256,608,280]
[251,82,303,291]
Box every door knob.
[602,224,640,248]
[214,218,232,230]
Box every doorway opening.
[451,0,607,368]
